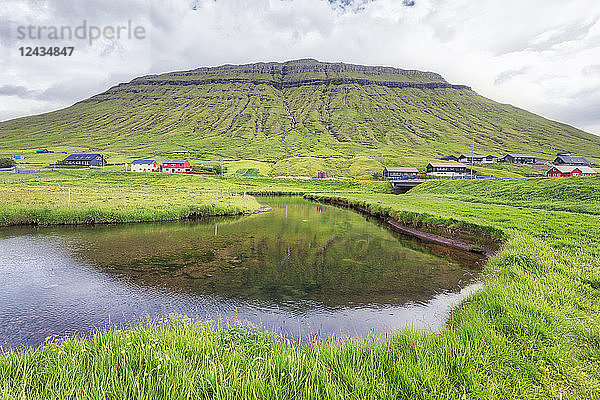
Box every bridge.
[389,179,427,194]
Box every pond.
[0,196,485,349]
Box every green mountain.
[1,58,599,169]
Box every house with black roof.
[497,154,536,164]
[458,154,495,164]
[439,155,459,162]
[553,153,590,166]
[61,154,107,167]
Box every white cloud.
[1,0,599,136]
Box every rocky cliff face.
[180,59,447,81]
[125,59,460,90]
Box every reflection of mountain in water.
[64,197,481,309]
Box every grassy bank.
[410,175,600,214]
[0,171,389,225]
[0,171,259,225]
[1,176,600,398]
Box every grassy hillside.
[1,59,599,176]
[2,177,600,398]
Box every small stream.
[0,196,485,349]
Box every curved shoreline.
[304,194,503,258]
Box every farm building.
[162,159,191,173]
[426,162,467,178]
[458,154,495,164]
[131,160,159,172]
[62,154,106,167]
[383,166,419,179]
[546,166,597,177]
[497,154,536,164]
[553,153,590,166]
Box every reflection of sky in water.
[0,197,483,349]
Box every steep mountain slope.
[1,59,599,164]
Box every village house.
[426,162,468,178]
[458,154,495,164]
[61,154,107,167]
[161,159,191,173]
[497,154,536,164]
[553,153,591,166]
[131,160,159,172]
[546,165,597,178]
[439,155,459,162]
[383,166,419,179]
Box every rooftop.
[385,167,419,173]
[131,160,156,165]
[64,154,103,161]
[162,159,189,164]
[428,162,467,168]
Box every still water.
[0,197,484,349]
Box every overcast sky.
[1,0,600,135]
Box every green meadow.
[1,174,600,398]
[0,171,388,225]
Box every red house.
[546,165,597,177]
[161,159,191,173]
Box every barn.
[62,154,107,167]
[553,153,591,166]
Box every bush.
[0,158,16,168]
[193,163,228,175]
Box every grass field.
[0,171,389,225]
[1,174,599,398]
[410,175,600,214]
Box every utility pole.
[221,158,224,177]
[470,131,475,179]
[287,160,289,177]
